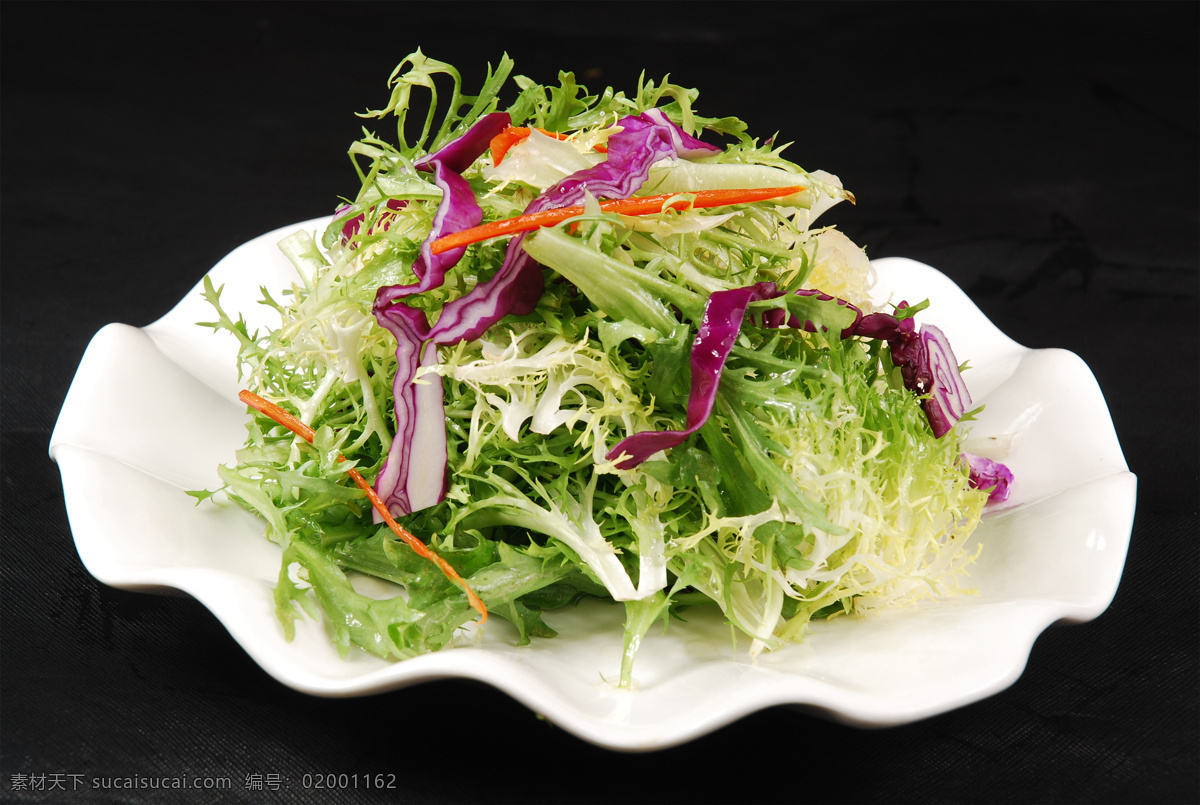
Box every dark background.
[3,2,1197,803]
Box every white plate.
[50,218,1136,751]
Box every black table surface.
[3,3,1197,803]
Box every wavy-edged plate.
[50,218,1136,751]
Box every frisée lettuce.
[200,51,1009,685]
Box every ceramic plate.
[50,218,1136,751]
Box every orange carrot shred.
[430,185,806,256]
[237,389,487,624]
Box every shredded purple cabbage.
[373,110,719,515]
[963,451,1014,502]
[916,324,972,438]
[848,304,973,438]
[374,113,512,308]
[370,114,511,516]
[369,308,443,514]
[608,282,779,469]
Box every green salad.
[198,51,1012,686]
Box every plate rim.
[49,219,1138,751]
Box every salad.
[198,52,1013,686]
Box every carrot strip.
[237,390,487,623]
[430,185,806,255]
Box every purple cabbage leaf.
[962,451,1014,502]
[607,282,779,469]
